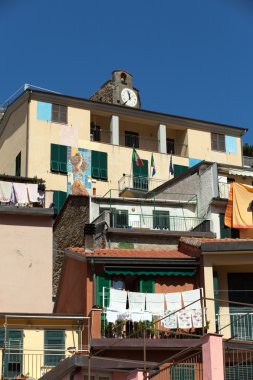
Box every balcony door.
[133,159,149,191]
[228,273,253,340]
[4,329,23,379]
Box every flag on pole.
[151,153,156,176]
[169,152,174,175]
[132,147,144,166]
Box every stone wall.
[90,81,114,104]
[53,195,89,297]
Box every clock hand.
[128,90,131,100]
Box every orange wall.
[155,275,197,293]
[54,257,86,314]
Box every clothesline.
[104,288,205,328]
[0,181,43,205]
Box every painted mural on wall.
[67,147,92,195]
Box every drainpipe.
[84,223,96,305]
[25,93,31,177]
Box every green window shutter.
[153,210,170,230]
[219,213,237,238]
[51,144,59,172]
[139,278,155,293]
[173,164,189,178]
[44,330,65,366]
[92,151,108,180]
[115,210,128,228]
[51,144,67,173]
[100,151,108,180]
[59,145,67,173]
[4,330,23,378]
[53,191,67,214]
[15,152,21,176]
[96,275,111,307]
[91,150,100,179]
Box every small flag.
[169,152,174,175]
[132,147,144,167]
[151,153,156,176]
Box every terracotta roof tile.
[66,247,192,259]
[179,237,253,248]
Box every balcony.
[243,156,253,168]
[216,308,253,341]
[90,114,188,157]
[0,349,71,380]
[218,181,230,199]
[94,208,209,233]
[118,174,167,195]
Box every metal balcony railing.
[1,350,71,380]
[243,156,253,168]
[118,175,167,193]
[109,212,208,232]
[216,308,253,341]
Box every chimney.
[84,223,96,252]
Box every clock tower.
[90,70,141,108]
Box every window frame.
[51,104,68,124]
[125,131,139,148]
[166,138,175,155]
[44,330,65,366]
[153,210,170,230]
[90,123,101,142]
[211,133,226,152]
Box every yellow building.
[0,71,246,212]
[0,313,89,379]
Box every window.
[153,210,170,230]
[90,123,101,141]
[53,190,67,214]
[133,159,149,191]
[52,104,68,124]
[125,131,139,148]
[15,152,21,177]
[211,133,225,152]
[112,276,125,290]
[50,144,67,173]
[4,330,23,379]
[44,330,65,366]
[114,210,128,228]
[91,150,108,180]
[219,214,239,239]
[173,164,189,178]
[96,275,111,307]
[166,138,175,155]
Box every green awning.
[104,268,196,276]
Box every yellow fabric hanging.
[225,183,253,229]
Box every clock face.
[121,88,138,107]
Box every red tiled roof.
[66,247,192,259]
[179,237,253,248]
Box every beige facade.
[0,314,88,379]
[0,90,245,200]
[0,207,54,313]
[203,251,253,339]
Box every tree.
[243,143,253,157]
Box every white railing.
[216,309,253,341]
[1,350,71,380]
[111,212,208,232]
[218,182,231,199]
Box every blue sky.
[1,0,253,144]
